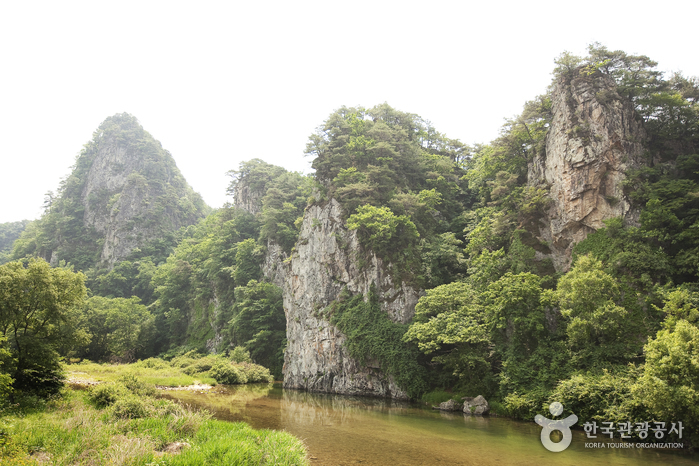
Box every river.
[163,383,699,465]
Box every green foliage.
[150,206,259,353]
[554,256,644,366]
[87,381,130,408]
[548,366,645,425]
[227,159,312,253]
[306,104,472,285]
[0,337,13,403]
[0,221,30,265]
[12,113,208,272]
[331,287,428,399]
[635,319,699,444]
[420,232,467,288]
[258,172,313,253]
[230,346,252,363]
[228,280,285,379]
[210,361,248,384]
[233,238,263,285]
[0,259,87,396]
[77,296,155,363]
[346,205,420,275]
[405,281,492,395]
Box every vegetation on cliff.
[11,113,208,273]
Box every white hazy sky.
[1,1,697,223]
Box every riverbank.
[0,383,308,465]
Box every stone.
[462,395,489,415]
[528,71,646,272]
[436,399,462,411]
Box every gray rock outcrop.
[280,198,420,399]
[81,131,204,268]
[434,399,462,412]
[462,395,489,415]
[528,71,646,271]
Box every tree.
[404,281,494,395]
[79,296,154,363]
[635,320,699,445]
[227,280,286,378]
[555,256,639,366]
[0,259,87,396]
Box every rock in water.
[436,399,462,412]
[463,395,489,415]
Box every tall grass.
[67,360,217,387]
[0,384,308,465]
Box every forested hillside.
[0,220,30,264]
[2,44,699,445]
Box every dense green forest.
[0,220,31,264]
[1,43,699,446]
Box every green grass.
[66,360,217,387]
[421,389,462,406]
[0,387,308,465]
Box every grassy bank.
[66,350,274,388]
[0,382,307,465]
[67,359,218,387]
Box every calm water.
[163,383,699,465]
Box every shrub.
[117,374,156,397]
[87,383,129,408]
[239,363,274,383]
[110,394,151,419]
[131,358,169,370]
[548,367,643,425]
[182,355,220,375]
[504,390,549,420]
[170,350,201,369]
[230,346,252,364]
[210,362,248,384]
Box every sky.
[1,0,698,223]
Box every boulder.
[436,399,462,412]
[462,395,489,415]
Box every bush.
[504,390,549,420]
[239,363,274,383]
[131,358,169,370]
[182,355,220,375]
[170,350,201,369]
[88,383,129,408]
[110,394,151,419]
[230,346,252,364]
[210,362,248,384]
[548,367,643,425]
[117,374,156,397]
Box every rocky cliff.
[528,71,646,271]
[281,199,419,399]
[233,174,420,398]
[81,116,207,268]
[21,113,208,270]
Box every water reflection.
[163,384,699,466]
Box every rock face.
[232,180,264,216]
[80,115,207,268]
[280,198,420,399]
[38,113,207,270]
[528,71,646,271]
